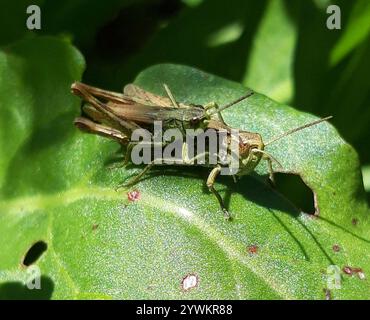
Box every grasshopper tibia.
[207,165,231,220]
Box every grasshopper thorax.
[237,131,264,176]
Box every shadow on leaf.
[0,276,54,300]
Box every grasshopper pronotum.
[71,82,332,220]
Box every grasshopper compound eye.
[190,117,200,126]
[250,147,260,162]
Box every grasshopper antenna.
[265,116,333,146]
[202,91,254,118]
[217,91,254,113]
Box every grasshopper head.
[237,131,264,176]
[236,116,333,177]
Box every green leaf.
[330,0,370,66]
[82,0,370,165]
[0,59,369,299]
[242,0,297,103]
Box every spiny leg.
[207,165,230,220]
[123,142,137,165]
[116,162,155,189]
[182,148,210,165]
[116,156,176,189]
[266,157,275,185]
[117,147,211,189]
[253,149,282,186]
[107,142,137,170]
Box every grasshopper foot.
[268,176,276,188]
[223,208,232,221]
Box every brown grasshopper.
[71,82,332,220]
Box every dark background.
[1,0,370,198]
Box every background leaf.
[0,0,158,47]
[2,0,369,167]
[0,59,369,299]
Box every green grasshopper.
[71,82,332,220]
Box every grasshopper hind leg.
[116,155,171,189]
[107,142,137,170]
[266,157,275,185]
[116,161,155,190]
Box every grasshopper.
[71,82,332,220]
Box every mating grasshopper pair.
[71,81,331,220]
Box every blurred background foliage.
[1,0,369,199]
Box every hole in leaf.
[22,241,47,267]
[181,273,199,291]
[273,173,316,214]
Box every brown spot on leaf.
[247,245,259,255]
[332,244,340,252]
[351,218,358,226]
[92,224,99,231]
[342,266,365,279]
[342,266,353,275]
[128,189,141,202]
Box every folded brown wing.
[124,84,189,108]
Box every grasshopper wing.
[108,103,204,125]
[124,84,189,108]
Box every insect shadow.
[110,154,370,263]
[221,172,335,263]
[0,276,54,300]
[114,158,334,263]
